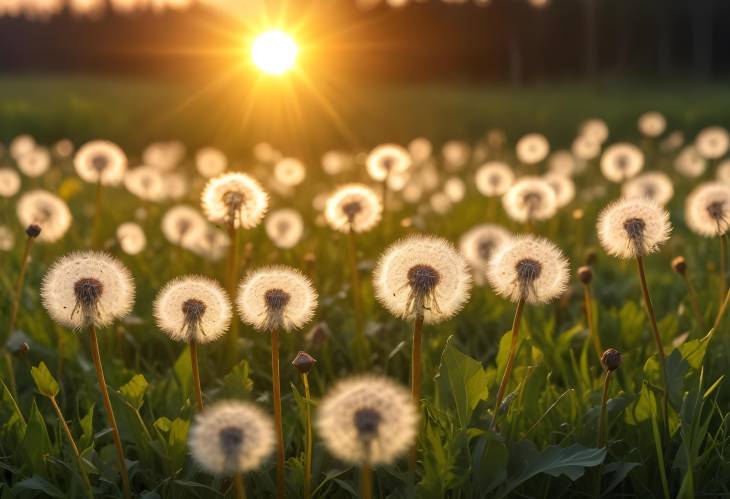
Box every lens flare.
[251,30,298,75]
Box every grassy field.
[0,75,729,498]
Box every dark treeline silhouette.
[0,0,728,84]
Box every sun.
[251,30,298,75]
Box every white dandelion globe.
[516,133,550,165]
[73,140,127,186]
[116,222,146,255]
[543,172,576,208]
[638,111,666,138]
[188,226,231,262]
[408,137,432,164]
[674,146,706,178]
[41,251,135,330]
[475,161,514,197]
[265,209,304,249]
[143,141,186,171]
[547,150,577,176]
[487,235,569,304]
[695,126,730,160]
[17,147,51,178]
[366,144,412,181]
[621,172,674,206]
[580,118,609,144]
[189,401,275,475]
[237,266,318,332]
[459,224,512,273]
[154,276,232,344]
[444,177,466,203]
[274,158,307,187]
[442,141,471,171]
[717,159,730,184]
[0,225,15,251]
[321,150,354,176]
[502,176,558,223]
[597,198,672,259]
[0,168,21,198]
[572,135,601,161]
[16,190,72,243]
[196,147,227,178]
[373,234,472,324]
[600,143,644,182]
[124,166,166,202]
[201,173,269,229]
[9,135,36,160]
[685,182,730,237]
[161,205,207,247]
[324,183,382,233]
[316,376,418,466]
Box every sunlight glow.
[251,30,298,75]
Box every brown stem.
[491,297,526,432]
[49,396,93,498]
[346,230,367,364]
[714,289,730,331]
[271,329,285,499]
[89,325,131,499]
[360,462,373,499]
[409,315,424,471]
[233,473,246,499]
[582,283,602,362]
[190,342,204,412]
[226,222,241,365]
[681,273,706,331]
[720,234,727,306]
[598,370,612,448]
[92,179,103,248]
[302,372,313,499]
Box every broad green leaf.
[12,475,65,498]
[22,400,53,475]
[30,362,60,398]
[471,432,508,496]
[118,374,148,411]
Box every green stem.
[92,179,103,248]
[346,230,367,364]
[713,289,730,331]
[582,283,602,362]
[271,329,285,499]
[598,370,612,448]
[491,297,526,432]
[409,315,424,472]
[303,372,313,499]
[720,234,727,306]
[190,342,204,412]
[681,273,706,331]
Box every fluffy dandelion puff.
[373,234,472,324]
[638,111,666,138]
[487,235,570,304]
[459,224,512,272]
[324,183,382,233]
[0,168,21,198]
[189,401,275,475]
[154,276,232,344]
[161,205,207,246]
[201,172,269,229]
[17,147,50,177]
[502,176,558,223]
[237,266,318,332]
[116,222,146,255]
[366,144,411,181]
[316,376,418,466]
[74,140,127,186]
[597,198,672,259]
[516,133,550,165]
[717,159,730,184]
[674,146,706,178]
[444,177,466,203]
[572,135,601,161]
[274,158,307,187]
[41,251,135,330]
[548,150,577,177]
[408,137,432,164]
[442,141,470,171]
[124,166,166,202]
[621,172,674,206]
[321,150,354,175]
[265,209,304,249]
[188,225,231,262]
[543,172,576,208]
[9,134,36,159]
[164,173,189,200]
[143,141,186,171]
[475,162,514,197]
[685,182,730,237]
[660,131,684,153]
[580,118,609,144]
[600,143,644,182]
[695,126,730,160]
[16,190,72,243]
[196,147,227,178]
[0,225,15,251]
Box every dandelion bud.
[291,351,317,374]
[577,266,593,284]
[25,224,42,238]
[601,348,622,372]
[671,256,687,275]
[585,249,597,266]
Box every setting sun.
[251,30,298,75]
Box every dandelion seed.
[324,183,382,233]
[17,147,50,177]
[695,126,730,160]
[124,166,166,202]
[265,209,304,249]
[274,157,307,187]
[316,376,418,466]
[41,251,135,330]
[116,222,146,255]
[487,234,569,304]
[475,162,514,197]
[189,401,275,475]
[366,144,411,181]
[516,133,549,165]
[74,140,127,186]
[502,176,558,223]
[0,168,21,198]
[543,172,576,208]
[373,234,471,323]
[16,190,72,243]
[201,172,269,229]
[674,145,706,178]
[622,172,674,206]
[196,147,227,178]
[597,198,671,259]
[685,182,730,237]
[459,224,512,275]
[600,143,644,182]
[161,205,207,247]
[638,111,666,138]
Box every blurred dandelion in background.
[16,190,72,243]
[502,176,557,224]
[324,183,382,233]
[0,168,21,198]
[600,143,644,183]
[622,172,675,206]
[265,208,304,249]
[116,222,146,255]
[73,140,127,186]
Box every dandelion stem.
[271,329,285,499]
[409,314,424,472]
[233,473,246,499]
[680,273,706,331]
[720,234,727,306]
[88,325,131,499]
[92,178,103,248]
[360,462,373,499]
[190,341,204,412]
[302,372,313,499]
[582,283,602,362]
[346,230,367,364]
[491,297,526,432]
[598,370,612,448]
[713,289,730,331]
[7,232,35,341]
[48,395,93,499]
[226,221,241,364]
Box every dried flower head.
[487,235,569,304]
[502,176,558,223]
[547,150,577,176]
[671,256,687,275]
[674,146,706,178]
[265,209,304,249]
[475,162,514,197]
[154,276,231,344]
[597,198,672,259]
[116,222,146,255]
[74,140,127,186]
[577,265,593,284]
[161,205,207,246]
[366,144,411,181]
[695,126,730,160]
[201,172,269,229]
[373,234,472,324]
[601,348,622,371]
[543,172,576,208]
[621,172,674,206]
[274,157,307,187]
[0,225,15,251]
[189,401,275,475]
[316,376,418,466]
[600,143,644,182]
[237,266,318,332]
[324,183,382,233]
[580,118,609,144]
[41,251,135,330]
[516,133,550,165]
[459,224,512,273]
[291,351,317,374]
[16,190,72,243]
[124,166,166,202]
[0,168,21,198]
[196,147,227,178]
[638,111,666,138]
[685,182,730,237]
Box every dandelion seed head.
[638,111,666,138]
[54,139,74,158]
[516,133,549,165]
[237,266,317,332]
[373,234,471,324]
[274,157,307,187]
[189,401,275,475]
[164,173,189,200]
[188,225,231,262]
[366,144,411,181]
[0,225,15,251]
[487,234,569,304]
[408,137,432,164]
[17,147,50,177]
[9,135,36,160]
[674,145,706,178]
[265,209,304,249]
[74,140,127,186]
[444,177,465,203]
[600,143,644,182]
[442,141,470,171]
[695,126,730,160]
[124,166,166,202]
[41,251,135,330]
[502,176,558,223]
[543,172,576,208]
[201,173,269,229]
[324,183,382,233]
[717,159,730,184]
[459,224,512,273]
[196,147,227,178]
[154,276,231,344]
[685,182,730,237]
[572,135,601,161]
[143,141,186,171]
[580,118,609,144]
[475,161,514,197]
[16,190,72,243]
[0,168,21,198]
[597,198,672,259]
[660,131,684,153]
[621,172,674,206]
[547,150,577,176]
[161,205,207,247]
[316,376,418,466]
[116,222,146,255]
